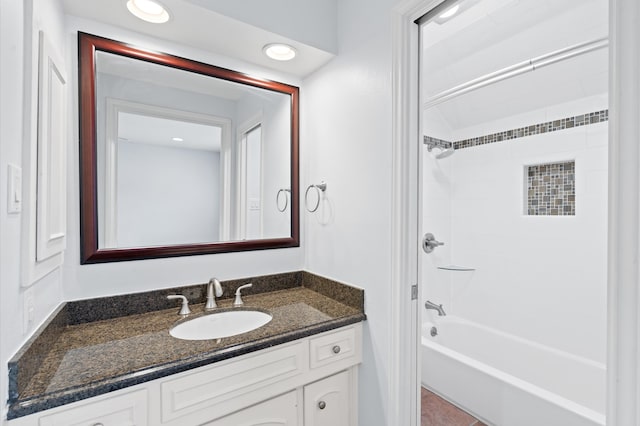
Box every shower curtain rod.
[423,37,608,110]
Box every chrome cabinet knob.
[332,345,341,354]
[92,423,104,426]
[318,400,326,409]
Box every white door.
[303,371,350,426]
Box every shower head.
[434,146,455,159]
[424,135,455,159]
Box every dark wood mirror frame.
[78,32,299,264]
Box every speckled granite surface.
[7,271,365,419]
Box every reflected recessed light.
[263,43,296,61]
[172,137,183,142]
[127,0,170,24]
[438,4,460,19]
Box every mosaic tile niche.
[526,161,575,216]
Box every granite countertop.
[7,271,365,420]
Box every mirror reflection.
[108,111,224,247]
[79,33,299,263]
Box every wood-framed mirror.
[78,32,299,263]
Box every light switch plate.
[249,198,261,211]
[7,164,22,213]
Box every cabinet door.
[203,391,298,426]
[38,389,147,426]
[303,371,350,426]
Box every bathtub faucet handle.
[423,233,445,253]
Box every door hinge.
[411,284,418,300]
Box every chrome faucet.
[425,300,446,316]
[205,277,224,310]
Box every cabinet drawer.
[161,340,306,423]
[309,327,356,369]
[38,389,147,426]
[202,391,299,426]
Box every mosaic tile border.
[424,109,608,151]
[455,110,608,150]
[423,135,452,150]
[526,161,575,216]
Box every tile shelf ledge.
[436,265,476,271]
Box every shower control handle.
[423,233,445,253]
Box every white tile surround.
[422,98,608,363]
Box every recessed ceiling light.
[263,43,297,61]
[438,4,460,19]
[127,0,170,24]
[172,137,183,142]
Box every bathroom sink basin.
[169,310,272,340]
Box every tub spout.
[425,300,446,316]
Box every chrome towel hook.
[305,181,327,212]
[276,188,291,212]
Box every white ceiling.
[96,50,254,100]
[185,0,338,54]
[118,112,222,151]
[62,0,335,78]
[422,0,608,132]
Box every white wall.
[422,96,608,363]
[95,73,237,245]
[186,0,338,54]
[420,149,453,310]
[259,95,292,239]
[116,143,220,246]
[235,92,292,239]
[244,126,263,239]
[421,108,455,309]
[63,18,304,300]
[302,0,398,424]
[0,0,67,422]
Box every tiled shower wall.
[526,161,576,216]
[453,110,608,150]
[422,111,608,363]
[424,110,605,217]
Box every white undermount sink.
[169,310,272,340]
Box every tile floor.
[421,387,488,426]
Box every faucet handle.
[167,295,191,316]
[234,283,253,307]
[423,233,445,253]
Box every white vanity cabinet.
[35,389,148,426]
[7,323,362,426]
[202,390,300,426]
[304,371,351,426]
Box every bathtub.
[421,316,606,426]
